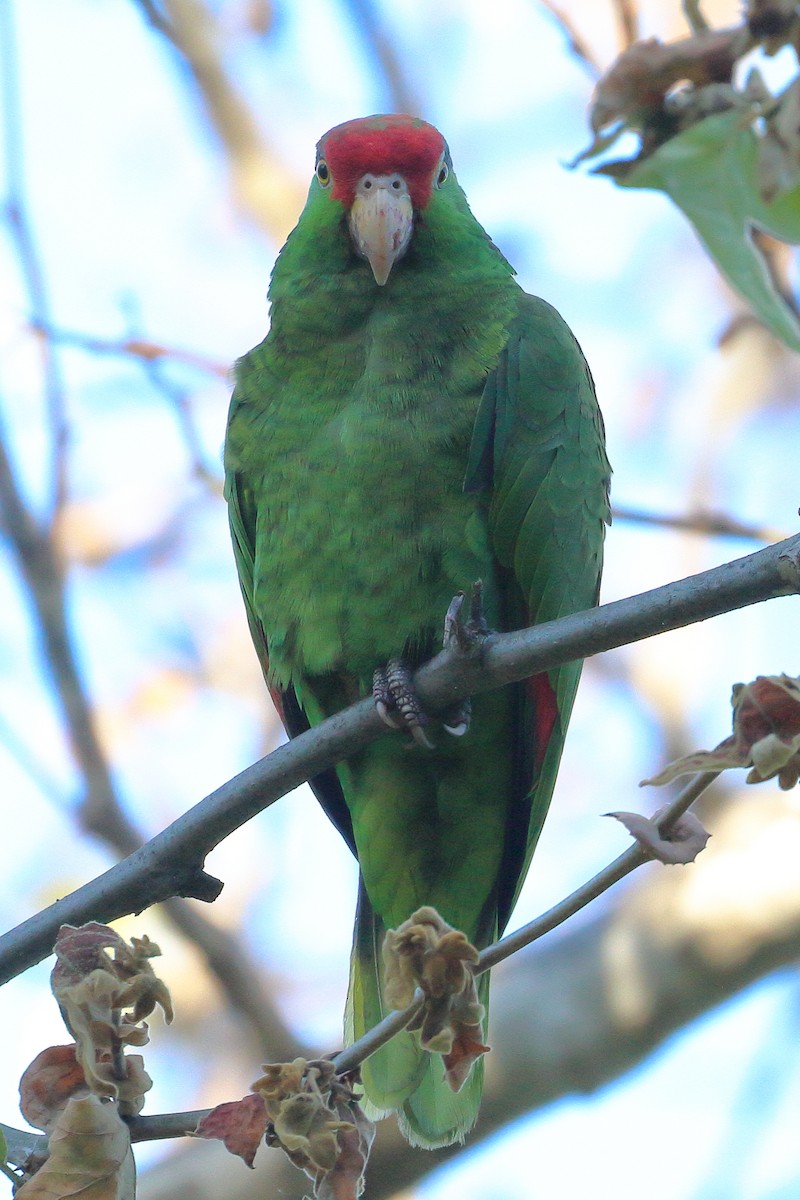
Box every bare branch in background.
[537,1,603,76]
[0,416,302,1059]
[30,322,230,379]
[613,0,640,48]
[134,0,306,242]
[682,0,710,35]
[612,502,789,543]
[0,3,69,517]
[341,0,423,115]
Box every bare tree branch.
[612,502,788,543]
[0,418,301,1057]
[0,532,797,985]
[0,3,69,516]
[613,0,639,48]
[537,1,602,76]
[137,0,306,242]
[341,0,423,115]
[30,321,229,379]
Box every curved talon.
[374,659,435,748]
[375,698,405,730]
[443,698,471,737]
[409,724,435,750]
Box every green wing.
[466,292,611,923]
[224,366,356,850]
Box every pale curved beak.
[348,174,414,286]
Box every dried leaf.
[589,29,745,134]
[19,1046,88,1134]
[317,1095,375,1200]
[606,810,711,864]
[252,1059,373,1198]
[15,1095,131,1199]
[194,1094,269,1169]
[383,907,488,1091]
[48,924,168,1110]
[644,674,800,790]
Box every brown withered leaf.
[251,1058,373,1198]
[383,907,488,1092]
[15,1094,131,1200]
[50,924,126,992]
[19,1046,88,1135]
[50,923,170,1107]
[317,1093,375,1200]
[606,809,711,864]
[52,925,172,1029]
[643,674,800,790]
[194,1093,269,1169]
[590,28,746,134]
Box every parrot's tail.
[345,880,487,1149]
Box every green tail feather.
[345,882,488,1148]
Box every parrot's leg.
[373,583,491,744]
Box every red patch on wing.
[268,683,287,729]
[526,672,559,771]
[319,114,446,210]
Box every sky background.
[1,1,800,1197]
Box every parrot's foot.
[373,584,490,747]
[373,659,435,749]
[439,582,492,737]
[442,581,491,653]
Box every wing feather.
[466,293,611,925]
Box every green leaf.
[603,110,800,350]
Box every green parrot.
[224,114,610,1148]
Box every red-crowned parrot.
[224,114,611,1147]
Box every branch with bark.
[0,531,797,986]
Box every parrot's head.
[314,115,451,286]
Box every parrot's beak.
[349,175,414,286]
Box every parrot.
[224,114,611,1148]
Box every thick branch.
[0,533,797,983]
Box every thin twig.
[612,503,787,544]
[124,774,719,1142]
[613,0,639,49]
[0,532,797,985]
[537,0,602,77]
[683,0,710,34]
[133,0,180,41]
[0,3,69,517]
[29,322,230,379]
[478,771,718,972]
[340,0,422,115]
[332,992,425,1077]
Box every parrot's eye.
[436,163,448,187]
[316,160,331,187]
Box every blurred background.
[1,0,800,1196]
